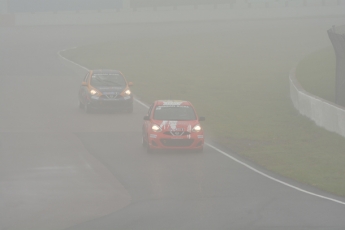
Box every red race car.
[142,100,205,152]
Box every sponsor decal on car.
[150,134,157,138]
[160,120,178,130]
[162,101,184,106]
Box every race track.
[1,19,345,230]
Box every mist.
[1,1,345,229]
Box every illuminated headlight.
[125,89,131,96]
[192,125,202,132]
[151,124,162,132]
[90,89,98,95]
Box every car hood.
[96,86,124,94]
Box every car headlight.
[90,89,98,95]
[151,124,162,132]
[125,89,131,96]
[192,125,202,132]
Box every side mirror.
[143,116,150,121]
[128,82,134,86]
[199,116,205,121]
[81,82,87,86]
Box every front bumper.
[87,95,133,111]
[147,133,204,150]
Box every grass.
[61,33,345,197]
[296,46,336,102]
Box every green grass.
[296,47,336,102]
[62,34,345,197]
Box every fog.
[1,1,345,230]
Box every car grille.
[160,139,194,147]
[163,131,191,136]
[101,94,120,99]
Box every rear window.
[153,105,196,121]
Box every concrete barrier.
[289,67,345,138]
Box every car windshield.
[153,105,196,121]
[91,74,126,87]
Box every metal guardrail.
[328,25,345,107]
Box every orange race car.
[142,100,205,152]
[78,69,133,113]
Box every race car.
[142,100,205,152]
[78,69,133,113]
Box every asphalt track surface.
[1,18,345,230]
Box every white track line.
[134,98,149,109]
[206,143,345,205]
[58,48,90,72]
[58,48,345,206]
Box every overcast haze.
[1,1,345,229]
